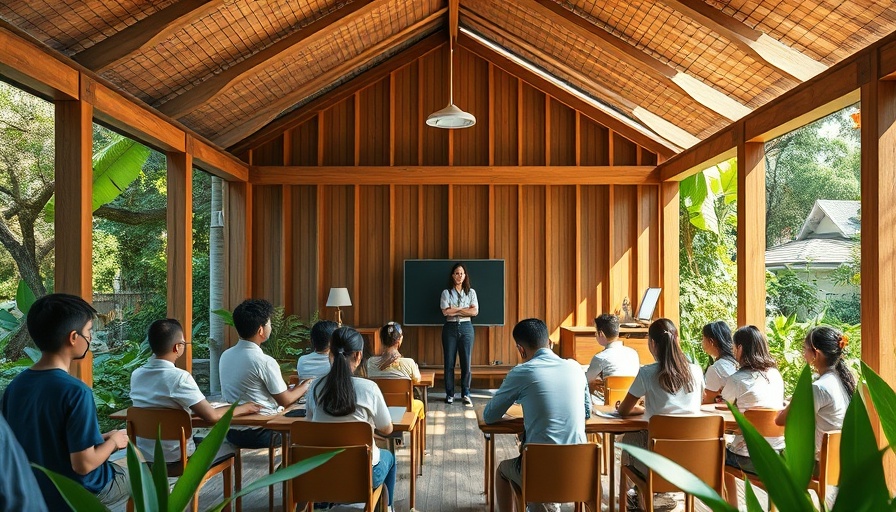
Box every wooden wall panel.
[637,185,661,311]
[550,99,576,166]
[580,186,610,323]
[453,48,489,166]
[549,185,576,340]
[251,186,283,305]
[418,185,448,365]
[357,186,390,326]
[610,185,638,314]
[359,80,390,166]
[492,67,519,165]
[521,84,546,165]
[320,186,355,324]
[579,116,610,165]
[393,185,420,356]
[392,63,419,165]
[452,185,489,258]
[289,117,318,166]
[493,185,520,365]
[290,185,318,319]
[419,46,449,165]
[254,137,283,166]
[519,186,546,319]
[613,133,638,166]
[322,101,354,166]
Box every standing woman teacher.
[441,262,479,406]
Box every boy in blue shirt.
[1,293,130,511]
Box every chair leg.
[234,449,243,512]
[268,441,277,512]
[223,465,233,512]
[619,473,627,512]
[724,473,739,507]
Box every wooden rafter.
[523,0,751,121]
[217,9,446,148]
[231,32,447,155]
[661,0,827,82]
[457,33,677,157]
[158,0,380,118]
[72,0,220,73]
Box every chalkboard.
[403,259,505,326]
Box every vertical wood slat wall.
[246,45,663,367]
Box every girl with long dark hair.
[440,262,478,406]
[776,325,856,458]
[306,326,397,509]
[701,320,737,403]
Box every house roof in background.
[797,199,861,240]
[1,1,894,155]
[765,238,855,269]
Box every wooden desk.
[559,326,654,366]
[109,407,280,428]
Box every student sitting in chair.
[585,313,640,403]
[129,318,261,463]
[297,320,339,380]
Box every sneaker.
[463,395,473,407]
[626,488,643,511]
[445,395,454,404]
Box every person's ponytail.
[316,327,364,416]
[806,326,856,397]
[649,318,693,394]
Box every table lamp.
[326,287,352,326]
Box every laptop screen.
[636,288,662,323]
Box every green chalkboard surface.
[403,259,505,326]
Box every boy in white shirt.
[129,318,261,463]
[585,314,640,402]
[296,320,338,379]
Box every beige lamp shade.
[326,288,352,307]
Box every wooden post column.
[736,140,766,327]
[660,182,680,325]
[167,150,192,372]
[55,97,94,385]
[861,62,896,484]
[223,181,253,350]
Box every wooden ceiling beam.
[158,0,382,119]
[73,0,220,73]
[661,0,827,82]
[250,165,660,185]
[524,0,751,121]
[217,10,446,149]
[456,32,677,157]
[231,32,447,155]
[449,0,459,42]
[0,21,79,100]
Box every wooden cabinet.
[356,326,382,359]
[559,326,653,366]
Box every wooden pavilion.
[1,0,895,462]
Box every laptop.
[620,287,661,327]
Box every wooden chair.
[286,421,386,512]
[370,377,426,475]
[511,443,602,512]
[125,407,234,512]
[603,375,636,406]
[723,408,784,510]
[810,431,841,508]
[620,414,725,512]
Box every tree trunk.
[208,176,224,394]
[3,323,31,361]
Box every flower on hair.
[839,333,849,349]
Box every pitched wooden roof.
[1,0,893,156]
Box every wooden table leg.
[609,433,616,512]
[410,422,417,510]
[488,433,496,512]
[281,430,290,512]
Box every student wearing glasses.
[129,319,261,464]
[1,294,131,511]
[440,262,478,406]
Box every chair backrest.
[603,375,636,405]
[288,373,300,386]
[370,377,413,409]
[290,444,374,504]
[521,443,601,508]
[743,408,785,437]
[126,407,192,468]
[647,414,726,494]
[289,420,374,448]
[818,430,841,486]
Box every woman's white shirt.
[440,288,478,322]
[704,357,737,393]
[628,362,705,421]
[721,368,785,455]
[813,371,851,458]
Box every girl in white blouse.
[701,320,738,404]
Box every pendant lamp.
[426,40,476,129]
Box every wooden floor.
[160,392,792,512]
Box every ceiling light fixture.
[426,39,476,129]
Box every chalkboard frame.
[403,259,505,326]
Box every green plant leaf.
[15,280,36,314]
[730,404,815,512]
[743,478,765,512]
[127,442,158,512]
[861,361,896,452]
[783,365,816,488]
[0,308,19,330]
[32,464,110,512]
[618,444,736,512]
[208,450,342,512]
[830,386,889,512]
[152,433,169,511]
[23,346,41,363]
[91,138,151,211]
[210,309,234,327]
[168,404,236,512]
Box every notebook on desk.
[388,406,407,423]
